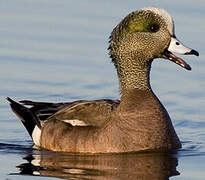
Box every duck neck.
[116,58,153,96]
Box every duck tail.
[6,97,41,138]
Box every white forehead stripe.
[141,6,174,35]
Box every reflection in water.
[17,150,179,180]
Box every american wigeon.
[7,7,199,153]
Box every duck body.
[8,89,181,153]
[7,7,198,153]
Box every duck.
[7,6,199,153]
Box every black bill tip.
[184,64,192,71]
[185,49,199,56]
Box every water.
[0,0,204,179]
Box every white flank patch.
[63,168,86,174]
[32,126,41,147]
[33,171,40,175]
[142,6,174,35]
[63,119,89,126]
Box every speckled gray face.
[142,7,174,35]
[108,7,199,91]
[143,7,199,70]
[109,6,199,71]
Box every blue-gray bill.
[165,36,199,70]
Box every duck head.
[109,7,199,91]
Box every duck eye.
[150,24,159,32]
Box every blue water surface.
[0,0,205,179]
